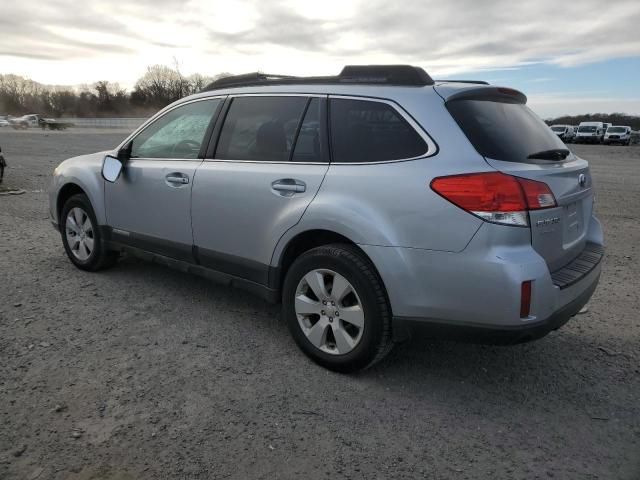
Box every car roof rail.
[435,79,490,85]
[202,65,435,91]
[208,72,299,89]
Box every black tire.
[282,243,393,373]
[60,193,118,271]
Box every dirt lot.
[1,129,638,480]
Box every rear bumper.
[360,217,604,343]
[393,266,599,344]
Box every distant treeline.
[545,113,640,130]
[2,68,639,126]
[0,65,229,118]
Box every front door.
[105,98,223,260]
[191,95,329,285]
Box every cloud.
[2,0,639,70]
[0,0,639,98]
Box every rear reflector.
[520,280,532,318]
[430,172,557,227]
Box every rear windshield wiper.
[527,149,570,161]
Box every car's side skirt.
[100,226,280,303]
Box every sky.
[1,0,639,118]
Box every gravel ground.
[1,129,639,480]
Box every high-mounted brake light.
[430,172,556,227]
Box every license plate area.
[563,201,583,246]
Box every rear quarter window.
[447,99,566,163]
[329,98,427,163]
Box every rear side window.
[447,99,566,162]
[329,98,427,163]
[216,96,307,162]
[291,98,322,162]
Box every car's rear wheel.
[282,244,393,372]
[60,193,118,271]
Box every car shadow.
[101,255,626,404]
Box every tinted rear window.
[330,98,427,163]
[447,99,566,162]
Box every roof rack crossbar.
[203,65,435,91]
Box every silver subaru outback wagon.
[49,65,604,372]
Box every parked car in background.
[9,114,72,130]
[603,126,632,145]
[0,115,10,127]
[48,65,604,372]
[602,122,612,131]
[550,124,576,143]
[575,122,605,144]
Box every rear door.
[191,95,329,285]
[445,93,594,272]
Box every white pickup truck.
[9,114,72,130]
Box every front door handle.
[165,173,189,185]
[272,179,306,194]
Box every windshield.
[551,126,566,132]
[607,127,626,133]
[579,126,597,133]
[446,99,567,163]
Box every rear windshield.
[578,126,597,132]
[446,99,566,162]
[607,126,626,133]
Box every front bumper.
[360,219,604,344]
[576,136,601,143]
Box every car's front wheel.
[282,244,393,372]
[60,193,118,271]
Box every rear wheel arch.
[274,230,390,307]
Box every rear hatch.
[442,86,594,272]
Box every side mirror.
[102,155,123,183]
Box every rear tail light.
[430,172,557,227]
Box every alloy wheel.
[294,269,365,355]
[65,207,94,261]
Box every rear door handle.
[165,173,189,185]
[272,179,306,194]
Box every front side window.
[216,96,308,162]
[329,98,427,163]
[130,99,221,159]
